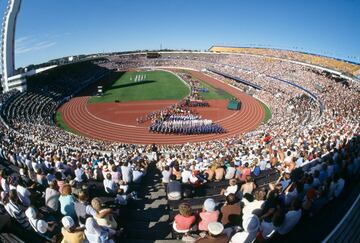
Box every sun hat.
[62,216,75,229]
[25,207,36,219]
[203,198,216,212]
[37,220,49,234]
[208,222,224,235]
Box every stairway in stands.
[123,162,175,243]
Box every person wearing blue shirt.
[59,184,76,219]
[318,163,328,183]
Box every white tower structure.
[1,0,24,92]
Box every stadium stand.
[0,51,359,243]
[208,46,360,76]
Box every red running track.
[59,70,265,144]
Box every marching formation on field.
[150,114,225,134]
[130,74,147,83]
[181,73,210,108]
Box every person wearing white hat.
[195,222,229,243]
[198,198,220,231]
[25,206,56,236]
[84,217,114,243]
[61,216,85,243]
[230,214,260,243]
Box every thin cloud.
[16,41,57,54]
[15,33,58,55]
[15,35,34,44]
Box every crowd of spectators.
[208,46,360,75]
[0,51,359,242]
[0,127,150,242]
[165,135,360,242]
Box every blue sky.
[1,0,360,69]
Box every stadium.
[0,1,360,243]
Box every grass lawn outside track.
[88,70,190,103]
[258,100,272,123]
[179,70,234,100]
[198,80,234,100]
[55,112,80,135]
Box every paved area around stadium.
[59,70,265,144]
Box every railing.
[322,188,360,242]
[206,68,263,90]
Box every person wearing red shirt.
[198,198,219,232]
[173,203,196,233]
[239,163,251,182]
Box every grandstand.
[209,46,360,76]
[0,49,359,243]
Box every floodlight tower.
[1,0,22,92]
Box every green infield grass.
[88,70,190,103]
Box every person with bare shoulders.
[241,175,256,195]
